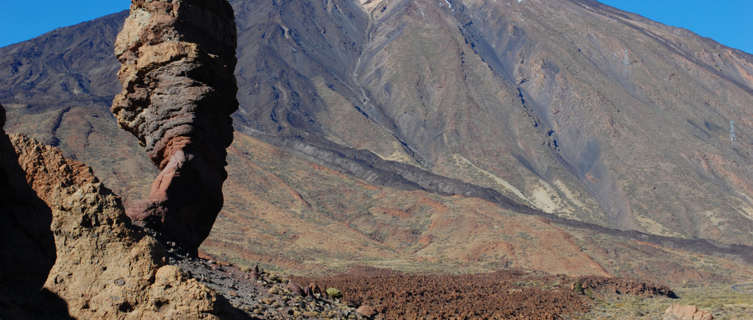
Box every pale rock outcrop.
[356,304,377,318]
[111,0,239,253]
[663,304,713,320]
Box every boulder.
[356,304,377,318]
[287,281,305,296]
[663,304,713,320]
[111,0,239,253]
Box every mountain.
[229,0,753,245]
[2,0,753,285]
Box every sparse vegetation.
[326,287,343,299]
[574,281,585,294]
[582,285,753,320]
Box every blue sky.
[0,1,751,55]
[599,0,753,54]
[0,0,129,47]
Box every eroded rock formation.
[0,103,58,315]
[111,0,239,252]
[9,133,241,319]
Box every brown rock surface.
[110,0,239,252]
[9,134,242,319]
[663,304,713,320]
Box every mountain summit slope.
[2,0,753,280]
[230,0,753,245]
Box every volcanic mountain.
[2,0,753,284]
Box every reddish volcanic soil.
[293,267,675,319]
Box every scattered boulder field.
[291,266,678,320]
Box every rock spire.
[111,0,239,253]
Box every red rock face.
[111,0,238,253]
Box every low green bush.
[326,287,343,299]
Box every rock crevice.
[0,103,59,316]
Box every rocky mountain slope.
[2,0,753,287]
[211,131,753,285]
[229,0,753,246]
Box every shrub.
[326,287,343,299]
[574,282,584,294]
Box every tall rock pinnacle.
[111,0,239,253]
